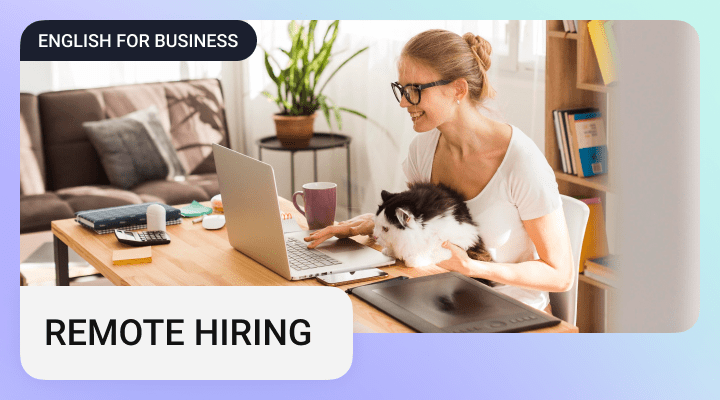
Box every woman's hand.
[304,213,376,249]
[436,241,474,275]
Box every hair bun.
[462,33,492,72]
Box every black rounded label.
[21,20,257,61]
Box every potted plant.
[262,20,368,148]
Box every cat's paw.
[381,247,395,258]
[404,255,433,268]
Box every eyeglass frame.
[390,80,452,105]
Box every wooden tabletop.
[51,198,578,333]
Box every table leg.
[313,150,318,182]
[54,235,69,286]
[258,147,262,162]
[347,144,352,218]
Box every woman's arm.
[437,207,574,292]
[303,213,376,249]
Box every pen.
[345,275,409,295]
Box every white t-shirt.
[402,126,561,310]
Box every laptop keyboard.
[285,238,342,271]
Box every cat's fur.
[373,183,493,269]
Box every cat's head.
[372,190,422,246]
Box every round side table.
[256,133,352,217]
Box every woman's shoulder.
[504,126,549,171]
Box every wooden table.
[51,198,578,333]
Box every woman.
[305,29,573,313]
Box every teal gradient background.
[3,1,718,398]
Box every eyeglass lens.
[392,84,421,105]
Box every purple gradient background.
[4,1,719,399]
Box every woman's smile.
[410,110,425,121]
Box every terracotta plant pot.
[273,113,317,149]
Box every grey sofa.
[20,78,229,234]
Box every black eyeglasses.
[391,80,452,105]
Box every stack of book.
[75,203,182,234]
[584,255,619,287]
[552,108,608,177]
[562,20,578,33]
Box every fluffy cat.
[372,183,492,269]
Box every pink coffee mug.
[292,182,337,230]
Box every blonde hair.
[401,29,496,104]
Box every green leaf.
[338,107,368,119]
[333,106,342,130]
[264,52,279,86]
[318,96,331,128]
[308,20,317,55]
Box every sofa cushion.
[131,179,211,205]
[56,186,145,212]
[20,193,75,234]
[163,80,227,174]
[38,89,110,190]
[20,94,46,195]
[186,173,220,198]
[102,83,172,136]
[83,108,170,189]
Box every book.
[587,20,618,85]
[556,107,597,175]
[585,255,618,276]
[583,255,618,287]
[552,110,568,173]
[568,111,608,177]
[577,198,609,273]
[78,218,183,235]
[75,203,181,231]
[561,111,578,175]
[112,247,152,265]
[583,269,615,287]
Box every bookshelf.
[545,20,615,332]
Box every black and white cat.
[373,183,491,268]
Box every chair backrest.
[549,195,590,325]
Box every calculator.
[114,230,171,246]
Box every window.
[496,20,546,74]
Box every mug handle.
[292,191,306,216]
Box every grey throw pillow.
[83,106,186,190]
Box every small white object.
[202,214,226,230]
[210,194,223,212]
[146,204,166,231]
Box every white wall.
[20,61,53,94]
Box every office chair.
[549,195,590,326]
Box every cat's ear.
[381,190,396,203]
[395,208,413,228]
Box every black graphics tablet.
[351,272,561,333]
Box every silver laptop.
[213,144,395,281]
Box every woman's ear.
[453,78,468,102]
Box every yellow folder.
[578,198,609,273]
[588,20,618,85]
